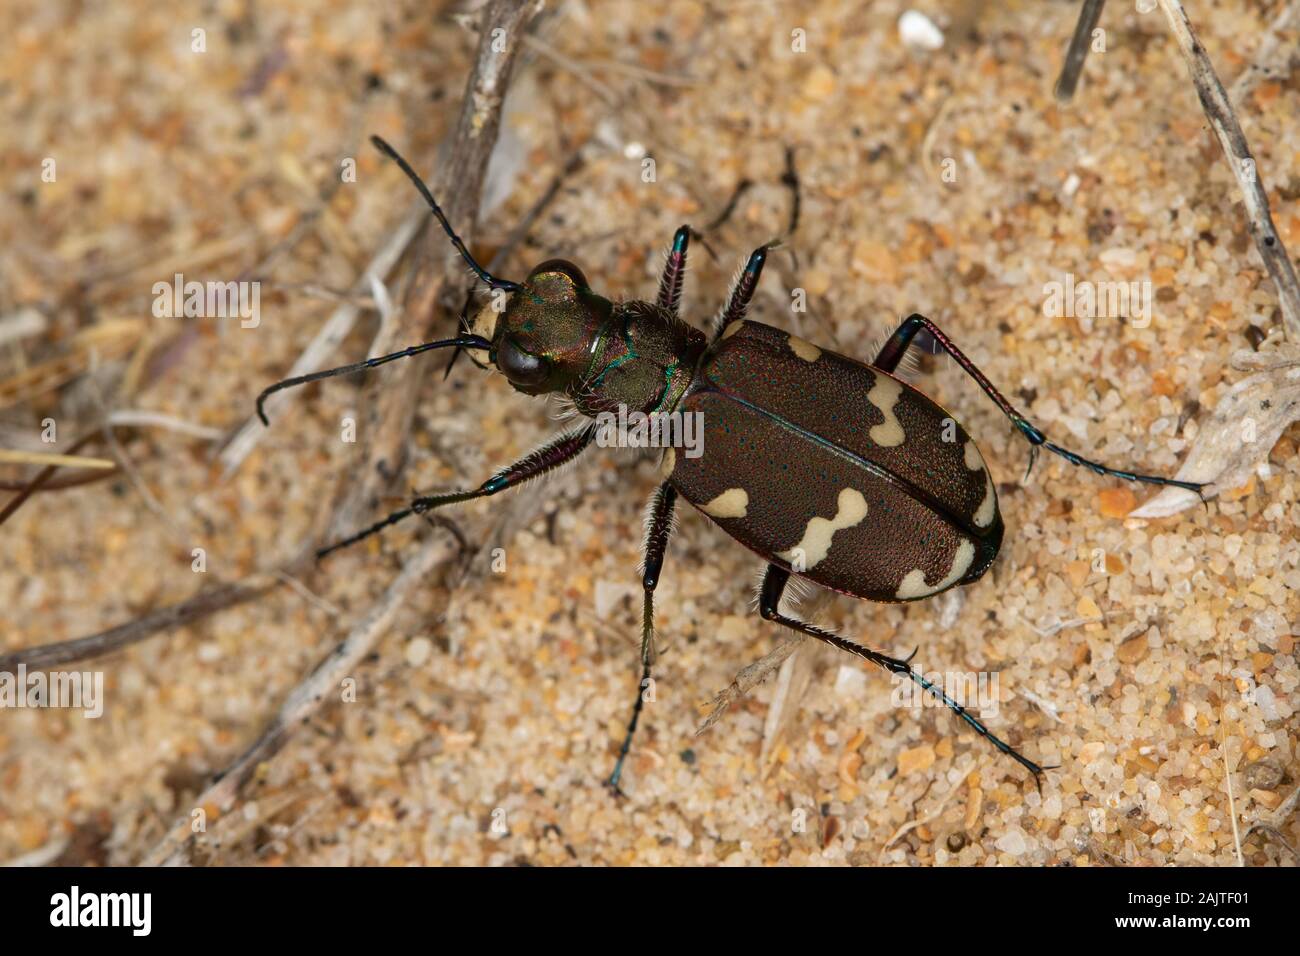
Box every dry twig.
[328,0,546,542]
[697,633,806,735]
[140,537,454,865]
[1228,1,1300,101]
[1129,1,1300,517]
[0,432,109,528]
[1156,0,1300,341]
[0,448,114,470]
[1053,0,1107,102]
[0,560,304,672]
[218,203,428,476]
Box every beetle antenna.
[255,334,491,426]
[370,136,521,293]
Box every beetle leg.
[758,564,1053,790]
[317,423,596,559]
[710,241,781,342]
[874,313,1208,496]
[656,226,692,316]
[780,144,801,239]
[608,483,678,796]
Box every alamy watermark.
[1042,272,1151,327]
[891,670,1000,719]
[50,886,150,935]
[152,273,260,328]
[0,664,103,718]
[594,405,704,458]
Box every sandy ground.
[1,0,1297,866]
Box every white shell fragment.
[898,10,944,51]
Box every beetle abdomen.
[667,320,1003,602]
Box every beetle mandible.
[257,136,1206,793]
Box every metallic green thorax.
[485,261,707,417]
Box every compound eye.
[497,338,549,387]
[527,258,588,289]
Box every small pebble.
[1249,789,1282,810]
[1079,741,1106,762]
[995,828,1028,856]
[1243,758,1283,791]
[898,10,944,50]
[405,637,433,668]
[897,744,936,775]
[1116,633,1149,665]
[802,64,837,100]
[834,664,868,698]
[1098,487,1137,518]
[851,239,899,283]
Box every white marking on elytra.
[700,487,748,518]
[777,488,868,570]
[720,320,746,340]
[895,539,976,600]
[786,334,822,362]
[963,439,995,528]
[973,471,996,528]
[867,373,905,447]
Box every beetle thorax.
[570,300,707,418]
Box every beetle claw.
[1023,443,1039,483]
[1191,482,1211,511]
[1026,762,1059,794]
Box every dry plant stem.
[0,468,116,493]
[1248,778,1300,849]
[328,0,545,541]
[141,537,454,866]
[1053,0,1106,102]
[3,1,545,679]
[218,203,428,476]
[0,411,218,503]
[0,564,298,672]
[106,409,223,441]
[0,432,105,528]
[1157,0,1300,340]
[0,449,114,469]
[697,632,806,734]
[880,784,958,863]
[492,147,586,267]
[1228,1,1300,101]
[1217,658,1245,867]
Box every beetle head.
[469,259,614,395]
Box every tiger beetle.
[256,135,1207,795]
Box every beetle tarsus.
[604,773,629,800]
[873,314,1204,497]
[758,564,1047,787]
[317,426,595,559]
